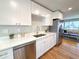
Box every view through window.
[62,20,79,30]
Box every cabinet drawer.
[0,54,9,59]
[0,48,13,59]
[0,49,10,55]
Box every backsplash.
[0,25,48,37]
[0,26,30,36]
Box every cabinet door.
[42,11,53,26]
[36,38,50,59]
[32,1,53,26]
[43,36,51,52]
[0,48,13,59]
[0,0,31,25]
[44,35,56,52]
[17,0,31,25]
[32,2,46,15]
[40,38,47,55]
[52,11,63,20]
[36,34,56,59]
[36,38,44,59]
[50,35,56,48]
[36,40,42,59]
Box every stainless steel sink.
[33,34,46,38]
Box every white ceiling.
[32,0,79,19]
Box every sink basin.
[33,34,46,38]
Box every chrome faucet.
[36,26,40,35]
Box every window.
[62,20,79,30]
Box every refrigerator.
[49,19,60,43]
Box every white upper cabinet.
[52,11,63,20]
[0,0,31,25]
[32,1,53,26]
[42,11,53,26]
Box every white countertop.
[0,32,56,51]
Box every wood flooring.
[39,39,79,59]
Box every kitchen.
[0,0,63,59]
[0,0,79,59]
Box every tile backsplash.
[0,25,30,36]
[0,25,48,37]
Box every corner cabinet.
[32,1,53,26]
[52,11,63,20]
[0,0,31,25]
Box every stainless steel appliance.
[49,19,61,44]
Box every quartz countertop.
[0,32,56,51]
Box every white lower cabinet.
[36,34,56,59]
[0,48,13,59]
[36,38,44,59]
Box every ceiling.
[32,0,79,19]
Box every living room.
[60,18,79,42]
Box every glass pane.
[64,22,70,29]
[62,20,79,30]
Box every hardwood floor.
[39,39,79,59]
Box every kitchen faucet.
[36,26,40,35]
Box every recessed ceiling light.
[68,7,72,11]
[34,10,40,15]
[10,1,18,8]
